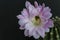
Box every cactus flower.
[17,1,54,39]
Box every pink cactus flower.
[17,1,54,39]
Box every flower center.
[32,16,41,26]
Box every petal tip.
[42,3,45,7]
[16,15,20,19]
[34,1,38,7]
[25,1,31,8]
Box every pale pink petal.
[29,28,35,37]
[18,18,29,26]
[17,15,24,19]
[25,1,39,17]
[41,7,52,19]
[43,7,51,13]
[37,27,45,38]
[45,19,54,28]
[19,26,25,30]
[42,12,52,19]
[33,30,40,39]
[43,19,53,32]
[28,5,39,17]
[40,16,48,24]
[21,9,29,18]
[25,1,31,8]
[24,30,29,36]
[36,6,42,13]
[39,3,45,12]
[44,27,49,32]
[25,22,34,30]
[42,3,45,8]
[34,1,38,7]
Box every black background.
[0,0,60,40]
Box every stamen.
[32,16,41,26]
[35,16,40,20]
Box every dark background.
[0,0,60,40]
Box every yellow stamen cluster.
[32,16,41,26]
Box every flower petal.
[34,1,38,7]
[18,18,29,26]
[24,30,29,36]
[44,28,49,32]
[36,5,42,13]
[33,30,40,39]
[40,16,48,24]
[37,27,45,38]
[17,15,24,19]
[42,3,45,8]
[42,12,52,19]
[19,26,25,30]
[45,19,54,28]
[25,22,34,30]
[25,1,39,17]
[29,28,35,37]
[25,1,31,8]
[41,7,52,19]
[21,9,28,18]
[43,7,51,13]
